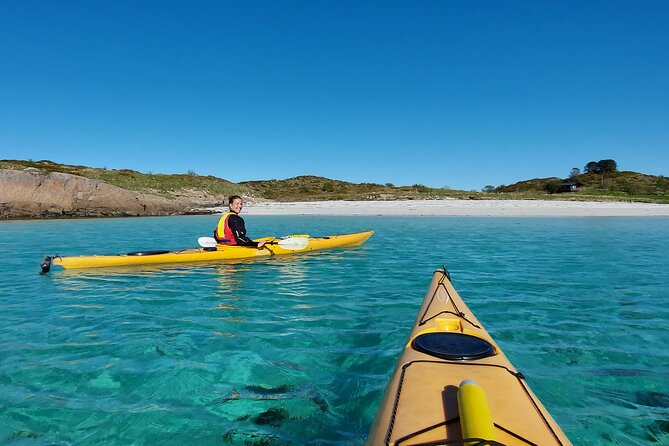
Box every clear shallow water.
[0,215,668,445]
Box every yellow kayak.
[367,268,572,446]
[42,230,373,271]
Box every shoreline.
[3,199,669,221]
[233,199,669,217]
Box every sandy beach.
[228,199,669,217]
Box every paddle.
[197,236,309,250]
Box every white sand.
[221,199,669,217]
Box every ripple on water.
[0,215,667,444]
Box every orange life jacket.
[214,212,237,245]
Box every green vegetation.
[240,176,474,201]
[2,158,667,204]
[493,159,668,204]
[0,159,252,198]
[584,159,617,174]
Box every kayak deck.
[50,230,373,270]
[366,269,572,445]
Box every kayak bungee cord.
[419,275,481,329]
[388,361,553,445]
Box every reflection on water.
[213,262,247,295]
[269,257,311,298]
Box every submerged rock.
[251,407,290,427]
[244,384,294,394]
[222,430,290,445]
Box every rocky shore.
[0,169,222,219]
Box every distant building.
[558,181,583,193]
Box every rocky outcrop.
[0,169,221,219]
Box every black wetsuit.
[227,213,259,247]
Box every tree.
[482,185,495,193]
[584,159,618,174]
[584,161,600,173]
[569,167,581,178]
[598,159,617,173]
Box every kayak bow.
[42,230,373,271]
[366,268,572,446]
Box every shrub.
[321,182,335,192]
[545,180,563,194]
[412,184,430,193]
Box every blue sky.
[1,1,667,190]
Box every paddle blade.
[276,237,309,250]
[198,237,217,248]
[199,235,309,250]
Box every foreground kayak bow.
[41,230,373,272]
[367,268,572,446]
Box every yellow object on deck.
[457,379,495,445]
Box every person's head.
[228,195,243,213]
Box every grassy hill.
[495,171,669,203]
[0,159,253,199]
[240,176,475,201]
[0,159,477,202]
[2,159,667,204]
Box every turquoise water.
[1,215,668,445]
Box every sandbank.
[228,199,669,217]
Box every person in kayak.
[214,195,266,248]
